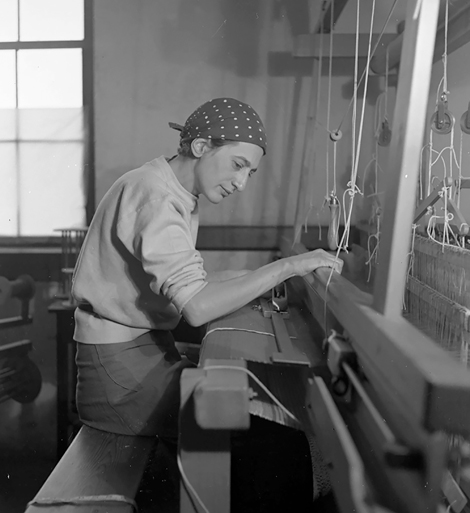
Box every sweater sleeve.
[118,197,207,313]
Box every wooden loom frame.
[283,0,470,511]
[289,0,470,435]
[178,2,470,512]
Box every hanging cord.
[317,2,336,240]
[384,49,389,119]
[429,127,461,175]
[427,128,434,197]
[366,210,381,283]
[325,0,334,201]
[339,0,377,251]
[456,131,463,208]
[336,0,399,134]
[443,0,449,96]
[321,0,377,331]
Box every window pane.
[19,142,86,235]
[0,0,19,42]
[0,51,17,108]
[19,0,84,41]
[0,110,17,140]
[0,144,19,235]
[17,49,82,108]
[19,108,83,140]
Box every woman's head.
[169,98,266,203]
[170,97,267,157]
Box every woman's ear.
[191,138,211,158]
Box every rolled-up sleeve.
[118,197,207,313]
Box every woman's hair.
[177,137,233,159]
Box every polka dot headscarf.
[169,97,267,155]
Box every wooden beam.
[321,0,350,34]
[370,0,470,74]
[373,0,440,318]
[294,33,397,59]
[196,225,359,251]
[282,242,470,438]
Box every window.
[0,0,93,237]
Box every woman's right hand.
[288,249,343,277]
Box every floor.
[0,282,60,513]
[0,382,57,513]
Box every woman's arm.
[206,270,250,282]
[182,249,342,327]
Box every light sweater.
[72,156,208,343]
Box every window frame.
[0,0,94,248]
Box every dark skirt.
[75,330,195,438]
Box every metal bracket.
[260,283,310,366]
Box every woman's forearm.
[183,258,293,326]
[182,249,343,327]
[205,269,250,282]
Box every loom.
[0,275,42,405]
[176,1,470,512]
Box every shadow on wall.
[156,0,262,77]
[155,0,310,78]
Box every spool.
[327,196,340,251]
[330,129,342,142]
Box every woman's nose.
[233,169,250,191]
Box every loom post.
[373,0,440,318]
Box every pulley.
[377,119,392,147]
[460,102,470,135]
[430,93,454,134]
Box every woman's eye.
[249,170,255,177]
[234,161,243,170]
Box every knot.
[345,182,363,197]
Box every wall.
[92,0,379,235]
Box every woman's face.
[193,141,263,204]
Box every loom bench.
[24,425,157,513]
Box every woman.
[72,97,341,510]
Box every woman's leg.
[75,331,195,437]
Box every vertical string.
[457,131,463,208]
[384,49,389,119]
[443,0,449,95]
[326,1,335,199]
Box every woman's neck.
[168,155,198,196]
